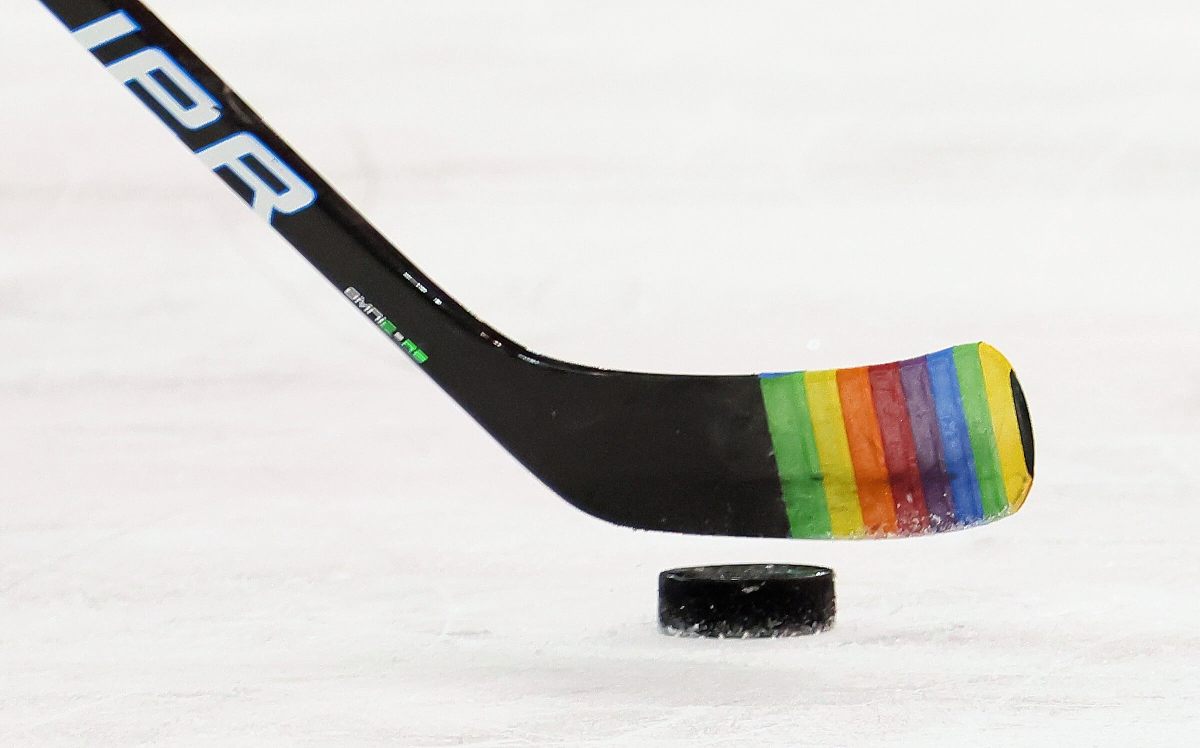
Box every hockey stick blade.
[36,0,1034,539]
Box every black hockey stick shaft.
[40,0,532,395]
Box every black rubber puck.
[658,564,835,638]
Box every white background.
[2,1,1198,744]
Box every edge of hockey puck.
[658,564,835,639]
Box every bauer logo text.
[71,11,316,223]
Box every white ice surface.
[3,1,1199,744]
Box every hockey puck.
[658,564,835,638]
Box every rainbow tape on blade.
[759,343,1034,538]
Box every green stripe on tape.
[760,373,833,538]
[952,345,1007,518]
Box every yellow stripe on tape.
[805,369,866,537]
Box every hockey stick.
[35,0,1034,539]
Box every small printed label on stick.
[343,288,429,364]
